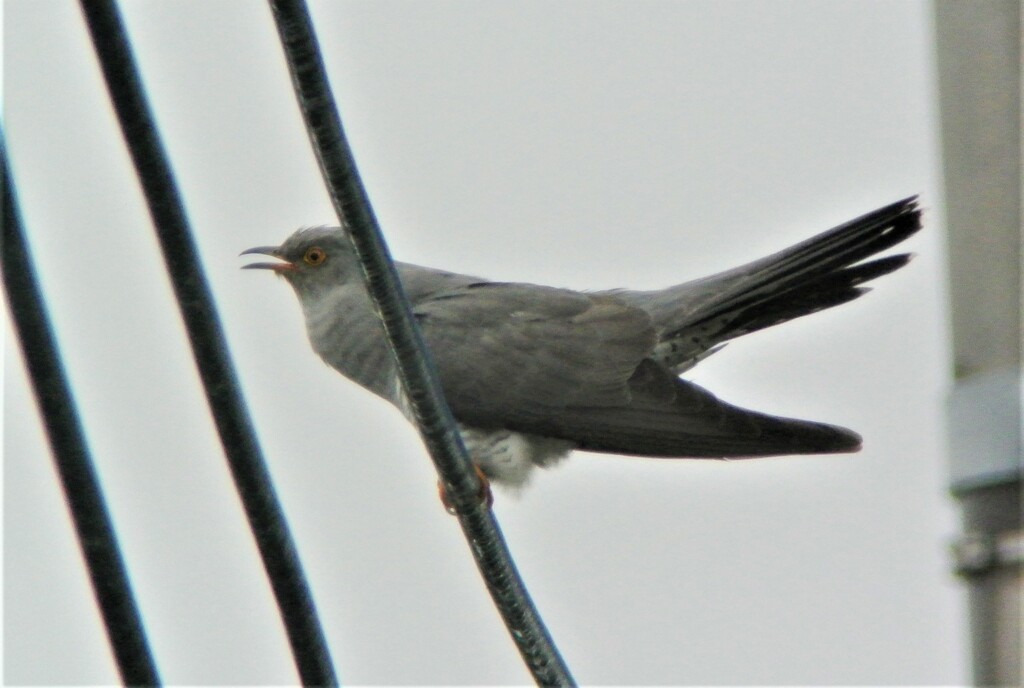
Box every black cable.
[1,132,162,686]
[76,2,337,684]
[266,1,575,684]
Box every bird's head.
[241,225,359,301]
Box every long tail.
[636,196,921,370]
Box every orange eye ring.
[303,246,326,266]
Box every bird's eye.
[304,246,326,266]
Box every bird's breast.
[302,287,398,401]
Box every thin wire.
[76,2,338,684]
[267,1,576,684]
[1,132,162,686]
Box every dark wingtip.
[766,417,863,456]
[827,425,863,453]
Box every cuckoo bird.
[243,197,920,492]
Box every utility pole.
[934,2,1022,685]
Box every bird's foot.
[439,464,493,515]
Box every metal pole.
[934,2,1022,684]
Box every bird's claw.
[439,464,493,515]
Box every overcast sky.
[5,1,967,684]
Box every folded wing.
[415,283,860,458]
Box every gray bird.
[243,197,920,489]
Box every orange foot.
[438,464,494,515]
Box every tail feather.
[722,252,914,338]
[621,197,921,369]
[673,196,920,335]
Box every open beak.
[240,245,295,272]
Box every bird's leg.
[439,464,493,514]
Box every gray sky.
[4,1,967,684]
